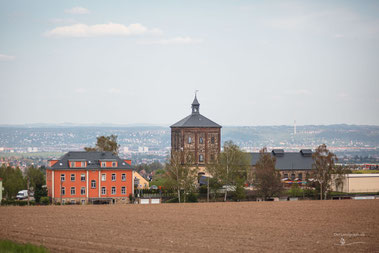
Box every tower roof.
[192,95,199,106]
[170,96,221,128]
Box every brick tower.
[170,95,221,168]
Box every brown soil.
[0,200,378,252]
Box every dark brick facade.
[171,127,221,166]
[170,96,221,167]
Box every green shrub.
[233,185,246,201]
[1,200,35,206]
[0,240,49,253]
[186,193,198,203]
[40,197,50,205]
[165,197,179,203]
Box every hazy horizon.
[1,1,378,126]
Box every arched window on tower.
[188,136,192,144]
[199,154,204,162]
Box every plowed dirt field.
[1,200,378,252]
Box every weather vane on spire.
[195,89,199,97]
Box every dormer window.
[112,162,117,167]
[101,162,106,167]
[81,162,86,167]
[70,162,75,167]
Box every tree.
[253,147,283,200]
[163,151,198,203]
[25,166,47,202]
[312,144,338,200]
[207,141,251,202]
[0,165,26,199]
[84,135,120,154]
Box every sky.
[0,0,378,126]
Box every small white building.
[332,174,379,193]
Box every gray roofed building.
[170,95,221,128]
[49,151,133,170]
[250,149,314,171]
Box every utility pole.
[207,177,210,202]
[60,177,63,204]
[27,177,30,206]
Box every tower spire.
[192,92,200,114]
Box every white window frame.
[70,162,75,167]
[101,187,106,195]
[101,174,106,181]
[61,174,65,182]
[112,162,117,167]
[112,173,116,181]
[81,187,85,195]
[111,187,116,195]
[101,162,106,167]
[81,161,86,167]
[121,186,126,195]
[71,173,75,181]
[61,187,65,195]
[121,173,126,181]
[91,180,96,189]
[188,136,192,144]
[81,174,85,182]
[71,187,76,195]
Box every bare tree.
[312,144,338,200]
[164,151,198,203]
[207,141,250,202]
[253,147,283,200]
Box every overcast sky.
[0,0,378,126]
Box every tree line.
[152,141,346,202]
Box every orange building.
[46,151,134,204]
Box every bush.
[233,185,246,201]
[165,197,179,203]
[288,184,303,197]
[186,193,198,203]
[1,199,35,206]
[199,185,208,194]
[40,197,50,205]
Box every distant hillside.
[0,125,378,153]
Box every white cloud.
[108,88,121,94]
[45,23,160,38]
[65,7,90,15]
[0,54,15,61]
[285,89,311,95]
[140,36,203,45]
[74,88,86,94]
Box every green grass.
[351,170,379,174]
[0,240,49,253]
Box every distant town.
[1,124,378,169]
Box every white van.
[16,190,29,200]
